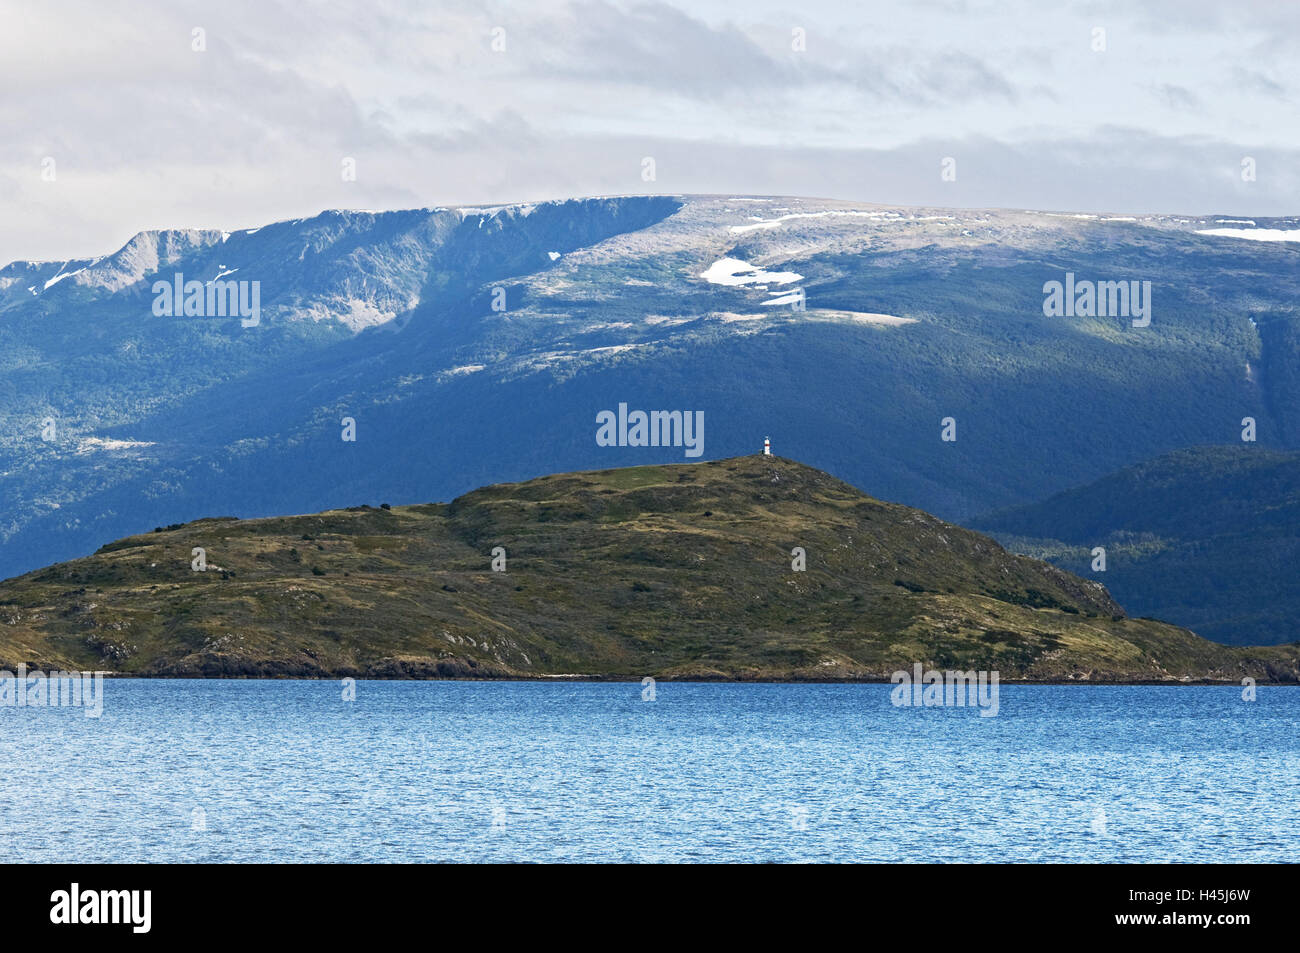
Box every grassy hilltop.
[1,455,1297,681]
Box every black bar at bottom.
[4,862,1281,941]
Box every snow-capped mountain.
[2,195,1298,644]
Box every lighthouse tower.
[763,436,771,456]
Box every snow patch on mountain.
[457,203,538,220]
[700,257,803,286]
[1195,228,1300,243]
[809,310,917,326]
[728,210,899,234]
[75,436,156,455]
[43,265,87,290]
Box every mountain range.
[3,195,1298,644]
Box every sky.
[2,0,1298,263]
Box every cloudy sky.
[3,0,1297,263]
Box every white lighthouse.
[763,436,771,456]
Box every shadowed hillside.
[974,446,1300,645]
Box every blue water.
[2,680,1296,862]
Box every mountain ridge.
[3,194,1299,648]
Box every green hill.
[2,456,1296,681]
[973,446,1300,646]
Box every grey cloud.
[516,1,1017,107]
[1231,68,1287,100]
[528,0,803,94]
[1,0,1295,265]
[1151,84,1202,112]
